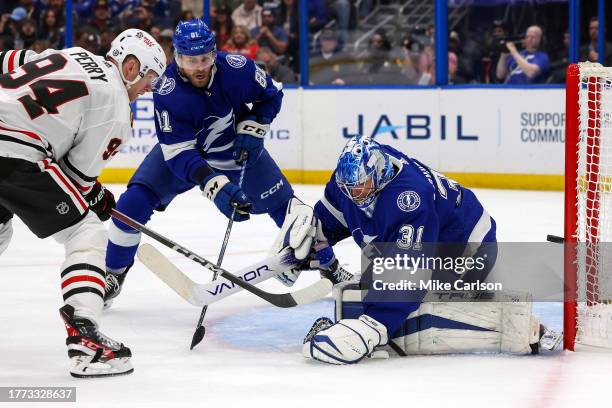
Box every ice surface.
[1,185,610,408]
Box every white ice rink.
[1,185,611,408]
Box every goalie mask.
[335,136,394,210]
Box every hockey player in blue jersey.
[302,135,505,364]
[103,19,336,305]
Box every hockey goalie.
[299,136,559,364]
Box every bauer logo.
[397,191,420,212]
[226,54,247,68]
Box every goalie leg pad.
[396,301,540,355]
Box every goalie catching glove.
[201,174,252,221]
[303,315,388,364]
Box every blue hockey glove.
[233,118,270,165]
[201,174,251,221]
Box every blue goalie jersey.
[314,144,497,333]
[151,52,283,182]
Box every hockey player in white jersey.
[0,29,166,377]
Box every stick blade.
[137,243,204,306]
[286,278,333,306]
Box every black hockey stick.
[110,209,332,308]
[191,161,247,350]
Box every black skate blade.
[70,368,134,379]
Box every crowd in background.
[0,0,610,86]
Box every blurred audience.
[231,0,261,31]
[256,46,297,83]
[309,27,356,85]
[355,29,403,84]
[222,24,260,60]
[251,6,287,55]
[212,3,233,49]
[496,25,549,84]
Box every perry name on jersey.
[0,48,132,193]
[314,144,496,249]
[151,51,283,181]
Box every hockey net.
[565,62,612,350]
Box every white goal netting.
[573,62,612,348]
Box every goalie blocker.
[333,282,542,355]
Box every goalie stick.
[110,209,332,308]
[137,243,321,306]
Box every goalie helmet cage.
[565,62,612,351]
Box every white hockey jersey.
[0,47,132,194]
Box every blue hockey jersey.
[151,52,283,184]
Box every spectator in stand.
[548,30,569,83]
[496,25,549,84]
[17,0,41,23]
[309,27,356,85]
[150,25,161,41]
[255,46,297,83]
[17,17,37,49]
[222,24,260,60]
[251,6,287,55]
[75,26,100,54]
[46,0,65,19]
[158,27,173,64]
[1,7,27,41]
[212,3,233,49]
[448,51,467,84]
[99,26,117,55]
[307,0,328,33]
[398,34,434,85]
[123,1,154,32]
[279,0,299,70]
[355,29,404,84]
[482,20,508,83]
[448,30,480,83]
[151,0,180,28]
[175,9,194,26]
[581,16,612,66]
[30,38,50,53]
[39,7,65,48]
[231,0,261,31]
[88,0,111,32]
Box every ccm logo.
[243,124,267,137]
[261,179,283,199]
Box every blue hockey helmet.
[335,136,394,209]
[173,19,217,69]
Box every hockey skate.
[60,305,133,378]
[103,263,132,309]
[319,259,355,285]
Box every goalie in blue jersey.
[301,136,554,364]
[103,19,349,306]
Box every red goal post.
[564,62,612,351]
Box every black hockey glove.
[86,181,116,221]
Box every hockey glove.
[233,118,270,165]
[86,181,116,221]
[303,315,388,364]
[201,174,252,221]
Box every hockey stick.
[111,209,332,308]
[191,162,247,349]
[137,243,316,306]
